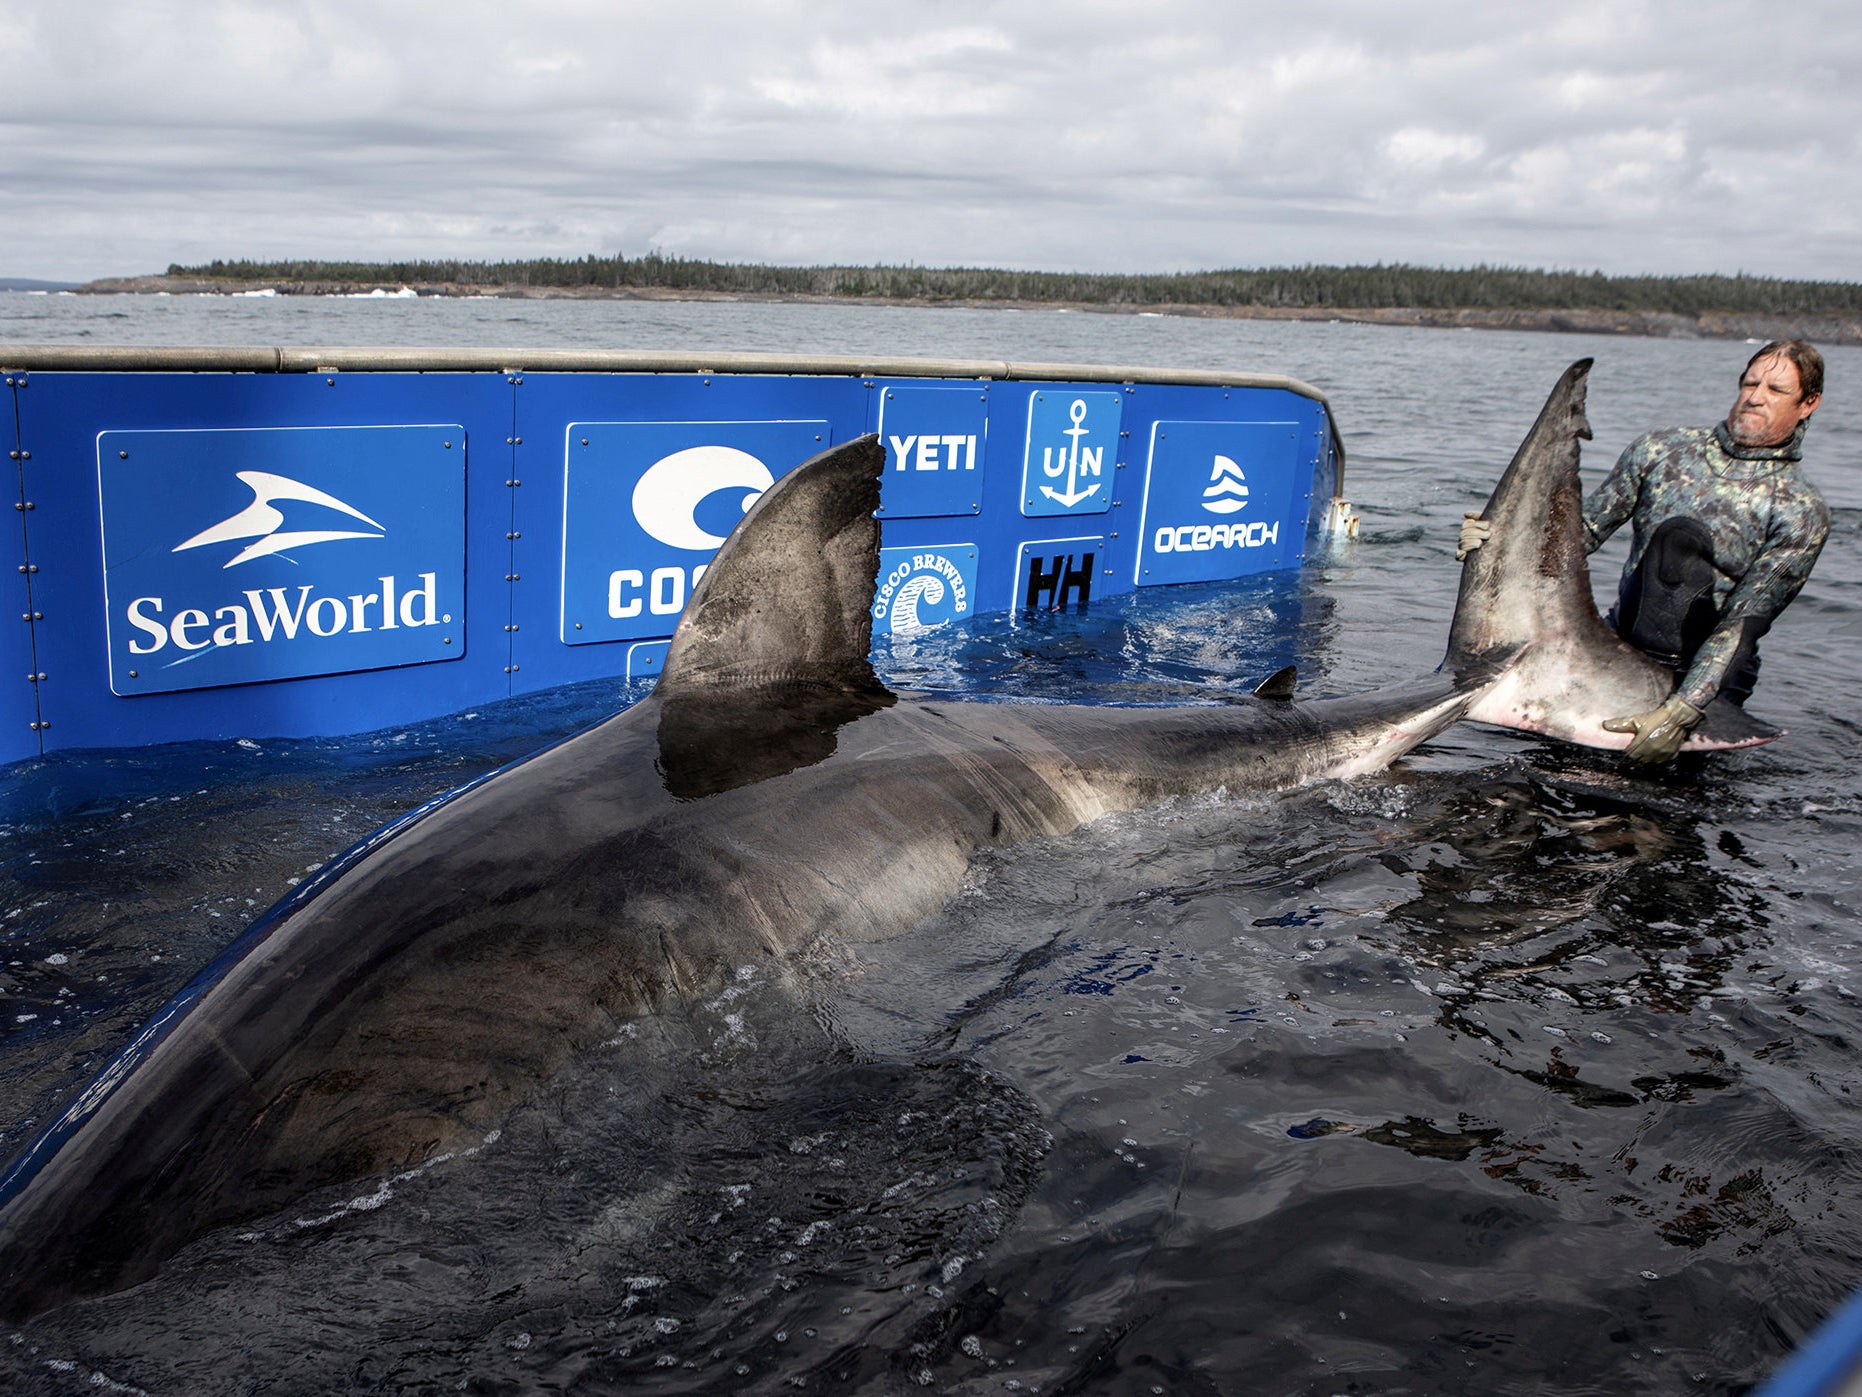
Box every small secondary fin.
[1252,666,1297,701]
[657,434,891,700]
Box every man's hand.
[1457,513,1491,561]
[1600,694,1704,763]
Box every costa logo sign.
[561,420,831,645]
[98,425,466,696]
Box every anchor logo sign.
[1022,389,1121,518]
[1042,399,1102,508]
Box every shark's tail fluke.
[1441,360,1779,753]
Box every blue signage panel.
[1133,420,1303,587]
[97,425,466,695]
[1013,535,1107,615]
[875,385,988,518]
[872,544,978,634]
[560,420,832,645]
[1021,389,1122,517]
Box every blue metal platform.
[1,347,1348,764]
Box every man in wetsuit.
[1460,340,1830,763]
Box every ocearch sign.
[98,425,467,695]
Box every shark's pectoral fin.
[1690,699,1782,750]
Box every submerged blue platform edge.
[1755,1285,1862,1397]
[0,356,1343,765]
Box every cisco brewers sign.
[98,425,467,695]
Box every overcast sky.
[4,1,1859,284]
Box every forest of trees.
[163,255,1862,317]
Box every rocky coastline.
[72,274,1862,346]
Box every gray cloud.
[3,0,1859,280]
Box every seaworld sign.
[98,425,466,695]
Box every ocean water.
[1,292,1860,1395]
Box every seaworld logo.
[124,574,447,655]
[97,422,465,694]
[872,547,976,634]
[174,471,387,567]
[123,468,452,656]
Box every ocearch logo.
[173,470,387,567]
[1201,456,1249,515]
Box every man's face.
[1727,354,1820,447]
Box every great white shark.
[0,358,1778,1318]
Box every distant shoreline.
[71,273,1862,346]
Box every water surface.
[1,293,1858,1394]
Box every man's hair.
[1747,339,1825,401]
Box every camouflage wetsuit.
[1582,420,1829,708]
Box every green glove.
[1457,513,1491,561]
[1600,694,1704,763]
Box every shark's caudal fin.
[1442,360,1779,753]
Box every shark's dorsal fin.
[657,435,890,699]
[1253,665,1297,701]
[653,435,894,796]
